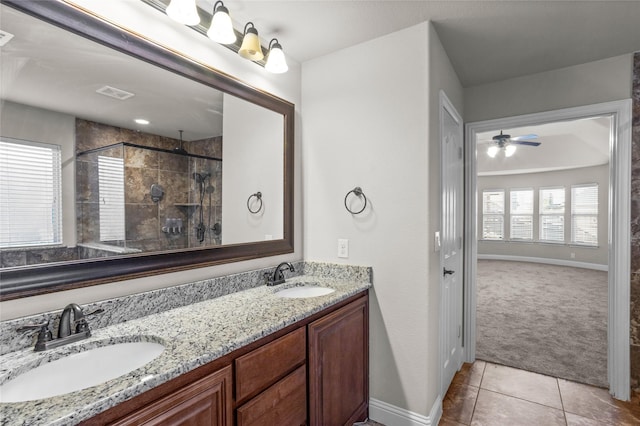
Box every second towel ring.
[247,192,263,214]
[344,187,367,215]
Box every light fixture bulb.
[166,0,200,26]
[238,22,264,61]
[265,39,288,73]
[505,145,517,157]
[207,1,236,44]
[487,146,499,158]
[134,118,150,125]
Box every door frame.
[463,100,632,400]
[439,90,465,397]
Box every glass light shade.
[207,6,236,44]
[487,146,499,158]
[505,145,517,157]
[265,43,288,73]
[239,27,264,61]
[166,0,200,26]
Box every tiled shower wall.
[75,119,222,253]
[630,51,640,391]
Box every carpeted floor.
[476,259,608,387]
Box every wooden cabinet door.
[308,296,369,426]
[110,365,232,426]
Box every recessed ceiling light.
[134,118,150,125]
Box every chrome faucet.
[265,262,295,286]
[17,303,104,352]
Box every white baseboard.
[369,396,442,426]
[477,254,608,271]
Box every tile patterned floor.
[440,361,640,425]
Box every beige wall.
[302,21,463,418]
[478,165,609,266]
[0,0,302,320]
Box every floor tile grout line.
[467,361,488,425]
[556,377,569,425]
[479,388,566,412]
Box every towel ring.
[344,187,367,215]
[247,192,263,214]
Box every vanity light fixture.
[166,0,200,26]
[134,118,150,125]
[238,22,264,61]
[207,1,236,44]
[265,38,288,74]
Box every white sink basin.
[0,341,164,403]
[275,285,335,298]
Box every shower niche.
[76,119,222,257]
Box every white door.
[439,91,464,396]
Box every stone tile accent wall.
[75,119,223,254]
[631,51,640,391]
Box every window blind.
[98,156,125,242]
[539,187,565,242]
[571,184,598,246]
[0,138,62,248]
[510,189,533,240]
[482,190,504,240]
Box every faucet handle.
[17,321,53,351]
[74,308,104,333]
[263,271,275,286]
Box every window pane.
[511,215,533,240]
[510,189,533,214]
[540,215,564,242]
[572,215,598,246]
[540,187,565,214]
[0,138,62,248]
[98,156,125,242]
[572,184,598,245]
[483,215,504,240]
[483,190,504,214]
[572,185,598,214]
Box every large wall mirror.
[0,0,294,300]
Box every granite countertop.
[0,274,371,426]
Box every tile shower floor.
[440,361,640,425]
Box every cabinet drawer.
[236,365,307,426]
[235,327,305,402]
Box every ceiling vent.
[96,85,135,101]
[0,30,15,47]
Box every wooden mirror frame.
[0,0,294,300]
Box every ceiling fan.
[483,131,541,158]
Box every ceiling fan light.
[166,0,200,26]
[239,22,264,61]
[487,146,499,158]
[505,145,517,157]
[265,39,288,73]
[207,1,236,44]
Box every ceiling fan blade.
[511,133,538,141]
[511,140,541,146]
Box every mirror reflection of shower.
[193,171,213,243]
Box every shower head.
[192,172,211,183]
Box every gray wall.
[465,54,633,123]
[478,165,609,266]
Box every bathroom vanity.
[92,294,368,426]
[0,264,371,426]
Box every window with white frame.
[98,156,125,242]
[0,137,62,248]
[482,189,504,240]
[539,187,565,242]
[571,184,598,246]
[510,188,534,240]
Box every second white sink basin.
[275,285,336,298]
[0,341,165,403]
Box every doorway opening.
[463,100,632,400]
